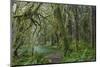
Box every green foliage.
[62,41,96,62]
[11,1,96,66]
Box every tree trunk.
[54,6,69,56]
[74,7,79,51]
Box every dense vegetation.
[11,1,96,66]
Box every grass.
[12,40,96,66]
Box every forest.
[11,1,96,66]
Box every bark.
[74,7,79,51]
[54,6,69,56]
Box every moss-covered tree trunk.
[54,6,69,56]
